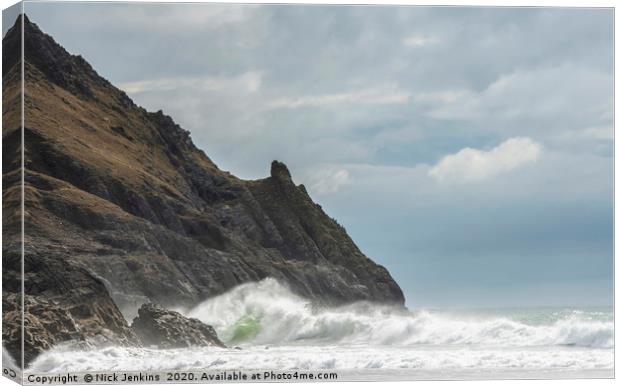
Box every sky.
[10,3,613,308]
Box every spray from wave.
[27,278,613,374]
[186,278,613,349]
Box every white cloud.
[119,71,262,94]
[428,137,542,183]
[266,86,410,109]
[414,90,469,104]
[305,167,351,195]
[403,35,439,47]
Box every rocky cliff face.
[2,15,405,365]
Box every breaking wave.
[187,278,613,349]
[27,278,613,374]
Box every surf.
[185,278,613,349]
[22,278,614,374]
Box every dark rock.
[270,160,292,181]
[3,294,81,366]
[131,304,225,349]
[2,292,139,367]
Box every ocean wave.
[28,344,613,373]
[26,278,613,373]
[186,278,614,349]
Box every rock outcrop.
[3,294,139,366]
[2,15,405,366]
[131,304,224,349]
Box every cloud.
[414,90,469,104]
[266,86,410,109]
[118,72,262,94]
[564,126,613,141]
[305,167,351,195]
[427,65,612,129]
[41,4,260,32]
[428,137,542,183]
[403,35,439,47]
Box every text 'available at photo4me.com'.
[19,370,339,384]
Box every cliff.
[2,15,404,365]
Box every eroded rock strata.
[2,15,405,365]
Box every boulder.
[131,304,225,349]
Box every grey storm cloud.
[20,3,613,308]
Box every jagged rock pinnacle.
[270,160,292,181]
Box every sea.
[20,278,614,380]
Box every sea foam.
[24,278,614,374]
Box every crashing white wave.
[25,278,614,374]
[186,278,613,349]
